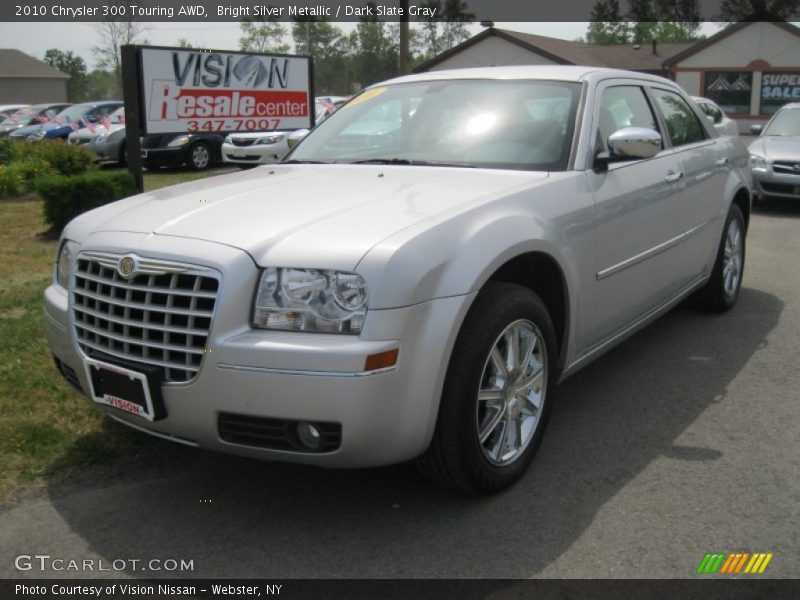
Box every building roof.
[662,20,800,67]
[414,28,696,73]
[0,49,70,79]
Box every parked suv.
[141,133,223,170]
[46,67,750,494]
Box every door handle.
[714,157,729,167]
[664,170,683,183]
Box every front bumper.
[141,146,188,168]
[752,168,800,199]
[44,233,473,468]
[221,141,288,165]
[89,139,123,163]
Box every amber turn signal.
[364,348,399,372]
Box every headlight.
[253,267,368,334]
[750,153,767,170]
[167,135,191,147]
[29,128,46,141]
[55,240,79,288]
[255,134,285,145]
[96,132,109,144]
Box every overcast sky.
[0,21,726,69]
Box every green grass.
[0,167,226,502]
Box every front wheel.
[417,282,557,494]
[690,203,746,312]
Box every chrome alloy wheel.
[722,219,743,297]
[476,319,547,467]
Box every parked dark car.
[141,133,224,171]
[0,103,71,137]
[10,101,122,141]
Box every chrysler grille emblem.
[118,256,137,278]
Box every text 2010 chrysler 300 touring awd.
[45,67,751,493]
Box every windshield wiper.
[350,158,476,168]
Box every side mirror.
[595,127,661,170]
[287,128,310,150]
[750,124,762,135]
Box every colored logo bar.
[697,552,773,574]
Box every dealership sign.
[139,47,313,134]
[761,72,800,101]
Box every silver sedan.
[45,67,751,494]
[748,102,800,201]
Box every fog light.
[297,422,321,450]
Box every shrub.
[0,164,24,196]
[32,140,97,176]
[36,171,137,232]
[0,138,27,166]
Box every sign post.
[120,45,315,194]
[121,44,145,193]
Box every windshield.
[1,105,44,126]
[56,105,93,123]
[289,79,581,171]
[764,108,800,136]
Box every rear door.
[584,81,686,348]
[650,87,726,285]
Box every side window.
[598,86,660,152]
[652,89,706,147]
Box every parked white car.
[45,67,751,494]
[221,131,291,168]
[692,96,739,137]
[222,97,349,168]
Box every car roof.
[380,65,677,87]
[775,102,800,110]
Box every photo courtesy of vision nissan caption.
[46,66,751,494]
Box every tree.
[83,69,121,100]
[586,0,632,44]
[628,0,703,43]
[239,14,289,53]
[585,0,704,44]
[291,20,352,94]
[92,19,149,85]
[718,0,800,20]
[417,0,474,59]
[43,49,88,102]
[352,9,400,88]
[177,38,194,48]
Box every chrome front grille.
[230,138,257,147]
[772,161,800,175]
[71,252,220,383]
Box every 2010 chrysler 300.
[45,67,751,494]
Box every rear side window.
[597,86,660,153]
[652,89,706,147]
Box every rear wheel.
[690,203,745,311]
[417,282,557,494]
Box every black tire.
[417,282,558,494]
[690,203,746,312]
[188,142,211,171]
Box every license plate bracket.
[84,355,166,421]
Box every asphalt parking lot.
[1,198,798,579]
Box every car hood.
[749,136,800,161]
[9,124,39,137]
[68,164,544,270]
